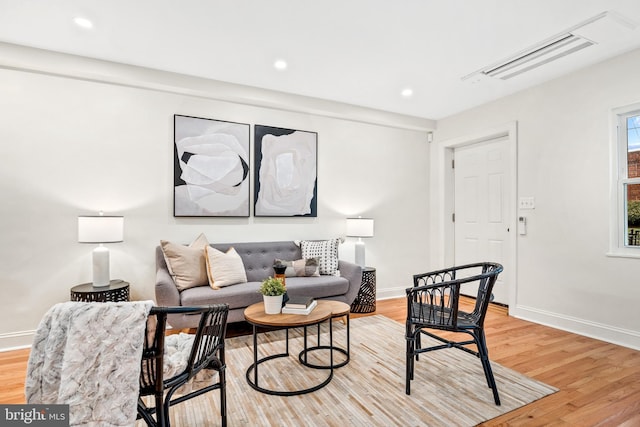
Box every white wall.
[0,45,431,350]
[433,48,640,350]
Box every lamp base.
[92,245,111,287]
[354,240,366,268]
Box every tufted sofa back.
[210,241,301,283]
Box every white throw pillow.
[205,246,248,289]
[160,233,209,291]
[298,239,340,275]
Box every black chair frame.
[138,304,229,427]
[405,262,503,405]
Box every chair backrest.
[467,263,503,326]
[139,304,229,396]
[412,267,460,327]
[411,262,503,328]
[185,305,229,378]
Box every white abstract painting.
[254,126,317,217]
[174,115,250,217]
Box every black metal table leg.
[246,322,333,396]
[299,313,350,369]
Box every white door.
[454,137,510,305]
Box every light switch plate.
[519,197,535,209]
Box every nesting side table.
[350,267,376,313]
[70,279,130,302]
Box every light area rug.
[137,315,557,427]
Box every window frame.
[609,102,640,257]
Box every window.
[611,103,640,256]
[626,115,640,247]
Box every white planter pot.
[263,295,283,314]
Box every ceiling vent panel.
[463,11,638,82]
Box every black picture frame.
[174,114,250,217]
[254,125,318,217]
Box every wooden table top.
[316,300,350,317]
[244,301,332,327]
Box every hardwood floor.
[0,347,30,404]
[2,297,639,425]
[361,298,640,426]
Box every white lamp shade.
[346,217,374,238]
[78,216,124,243]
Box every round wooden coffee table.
[244,301,334,396]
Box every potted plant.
[259,277,287,314]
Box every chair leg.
[405,332,415,395]
[155,392,166,427]
[476,330,493,388]
[220,367,227,427]
[475,330,501,406]
[163,388,178,427]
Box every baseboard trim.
[375,288,640,351]
[377,287,405,301]
[511,305,640,351]
[0,330,34,352]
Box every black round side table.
[350,267,376,313]
[70,279,130,302]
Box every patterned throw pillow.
[298,239,341,276]
[274,258,320,277]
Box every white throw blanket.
[25,301,154,427]
[163,333,216,394]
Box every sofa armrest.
[338,260,363,305]
[156,266,181,307]
[155,246,180,307]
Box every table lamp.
[346,217,374,268]
[78,213,124,287]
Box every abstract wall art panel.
[254,125,318,217]
[174,115,250,217]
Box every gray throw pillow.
[274,258,320,277]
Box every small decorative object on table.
[285,295,314,309]
[273,263,287,285]
[259,277,287,314]
[282,295,317,315]
[273,263,289,305]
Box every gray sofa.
[155,241,363,328]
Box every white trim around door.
[429,121,518,310]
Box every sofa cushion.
[160,233,209,291]
[180,282,263,310]
[298,239,340,275]
[284,276,349,299]
[205,246,248,289]
[274,258,320,277]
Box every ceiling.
[1,0,640,120]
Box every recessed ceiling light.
[74,16,93,29]
[273,59,288,70]
[401,88,414,98]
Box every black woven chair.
[138,304,229,427]
[405,262,503,405]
